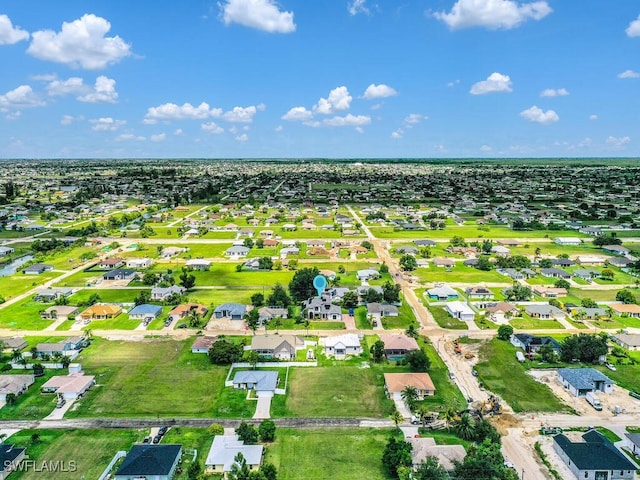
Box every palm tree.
[273,317,282,334]
[401,386,419,413]
[303,319,310,336]
[11,349,22,364]
[442,406,459,431]
[390,409,404,430]
[534,247,541,259]
[416,405,430,428]
[405,324,419,339]
[454,412,476,440]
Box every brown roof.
[169,304,208,317]
[80,304,122,318]
[263,239,279,246]
[192,336,218,350]
[101,257,124,266]
[384,373,436,394]
[485,302,517,314]
[379,334,419,352]
[610,303,640,314]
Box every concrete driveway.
[44,398,75,420]
[253,396,272,419]
[393,398,411,419]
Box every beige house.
[384,372,436,400]
[0,374,34,402]
[250,334,304,360]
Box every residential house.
[610,333,640,351]
[540,268,571,279]
[237,228,254,237]
[99,257,124,269]
[0,443,27,480]
[610,303,640,318]
[427,284,459,301]
[41,372,95,400]
[525,304,565,320]
[115,444,182,480]
[303,294,342,320]
[205,435,263,475]
[367,302,399,320]
[151,285,186,301]
[498,239,520,247]
[0,374,34,402]
[491,245,510,256]
[408,438,465,472]
[323,334,361,359]
[624,432,640,456]
[169,303,208,322]
[608,257,632,268]
[551,258,576,268]
[553,430,635,480]
[160,246,188,258]
[0,246,14,257]
[576,256,607,267]
[396,246,418,255]
[579,227,604,236]
[225,246,250,259]
[511,334,561,354]
[602,245,630,256]
[33,287,73,302]
[384,372,436,399]
[250,334,304,360]
[357,268,380,281]
[0,337,27,352]
[465,286,493,300]
[573,269,601,281]
[557,368,614,397]
[554,237,582,246]
[128,304,163,321]
[257,307,288,324]
[40,305,78,320]
[485,302,518,324]
[414,239,437,247]
[213,303,247,320]
[23,263,54,275]
[185,258,212,270]
[379,334,419,360]
[532,286,568,298]
[35,336,85,357]
[79,304,122,321]
[232,371,279,397]
[432,258,455,268]
[570,307,607,320]
[125,258,151,269]
[191,336,218,354]
[102,268,136,281]
[280,247,299,258]
[445,301,475,321]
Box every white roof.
[446,301,474,315]
[205,435,263,470]
[324,334,360,349]
[185,258,212,266]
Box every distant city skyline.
[0,0,639,158]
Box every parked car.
[605,363,617,371]
[142,436,151,444]
[158,426,168,436]
[56,398,66,408]
[471,369,478,377]
[449,372,456,380]
[177,323,187,329]
[152,435,161,444]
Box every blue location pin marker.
[313,275,327,298]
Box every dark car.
[142,436,151,444]
[158,426,168,436]
[177,323,187,329]
[152,435,161,444]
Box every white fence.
[97,450,126,480]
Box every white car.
[605,363,617,371]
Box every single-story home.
[23,263,54,275]
[258,307,288,324]
[602,245,630,256]
[610,303,640,318]
[379,334,419,360]
[115,444,182,480]
[511,334,561,354]
[554,430,635,480]
[414,239,437,247]
[491,245,510,256]
[367,302,399,320]
[557,368,614,397]
[191,336,218,354]
[213,303,247,320]
[573,268,600,281]
[0,374,34,402]
[427,284,458,301]
[465,286,493,299]
[484,302,518,324]
[576,256,607,267]
[99,257,124,269]
[408,437,465,472]
[33,287,73,302]
[41,372,95,400]
[185,258,212,270]
[554,237,582,246]
[540,268,571,279]
[432,258,455,268]
[151,285,186,301]
[0,246,14,257]
[35,336,85,357]
[232,370,279,397]
[324,334,361,359]
[551,258,576,267]
[570,307,607,320]
[40,305,79,320]
[624,432,640,456]
[610,333,640,351]
[79,304,122,321]
[169,303,208,322]
[384,372,436,399]
[0,444,27,480]
[0,337,27,352]
[125,258,151,269]
[532,286,568,298]
[161,246,188,258]
[525,304,565,320]
[128,304,163,321]
[357,269,380,281]
[445,301,475,321]
[250,334,304,360]
[225,246,250,259]
[102,268,136,281]
[205,435,263,475]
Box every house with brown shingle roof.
[384,373,436,400]
[379,334,419,360]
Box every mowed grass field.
[265,428,394,480]
[474,338,571,413]
[6,429,140,480]
[66,338,232,418]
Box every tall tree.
[288,267,320,302]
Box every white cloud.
[219,0,296,33]
[90,117,126,131]
[144,102,222,124]
[235,133,249,142]
[275,125,283,132]
[47,77,85,97]
[0,85,45,109]
[626,15,640,37]
[281,106,313,121]
[150,133,166,142]
[404,113,426,124]
[174,128,184,136]
[589,114,598,121]
[433,0,552,30]
[0,14,30,45]
[116,133,145,141]
[480,144,492,152]
[323,114,371,127]
[201,122,224,134]
[363,83,397,99]
[618,70,640,79]
[223,105,259,123]
[540,88,569,97]
[27,14,132,69]
[348,0,370,16]
[606,135,631,148]
[447,79,460,87]
[314,86,352,114]
[78,76,118,103]
[60,114,83,125]
[519,105,559,124]
[470,72,512,95]
[6,111,21,120]
[391,129,404,139]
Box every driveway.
[253,396,272,419]
[44,398,75,420]
[393,397,411,419]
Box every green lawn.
[371,225,587,240]
[412,264,508,284]
[510,315,564,330]
[0,298,55,330]
[265,428,394,480]
[6,429,141,480]
[474,338,571,413]
[0,272,61,302]
[0,369,68,420]
[381,301,416,330]
[160,427,215,479]
[67,288,147,304]
[416,342,466,410]
[428,306,468,330]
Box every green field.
[67,288,147,304]
[510,315,564,330]
[0,298,55,330]
[0,369,67,420]
[371,224,588,240]
[428,306,468,330]
[0,272,61,302]
[412,264,509,284]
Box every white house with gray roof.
[558,368,614,397]
[232,370,279,396]
[205,435,263,475]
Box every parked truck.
[516,351,525,363]
[586,391,603,411]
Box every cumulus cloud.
[404,113,426,125]
[223,105,259,123]
[447,79,461,87]
[201,122,224,134]
[470,72,512,94]
[281,106,313,121]
[150,133,166,142]
[78,76,118,103]
[27,14,132,69]
[626,15,640,37]
[323,114,371,127]
[61,114,83,125]
[0,14,30,45]
[116,133,145,141]
[606,135,631,148]
[235,133,249,142]
[391,129,403,139]
[480,144,492,152]
[0,85,45,109]
[433,0,552,30]
[618,70,640,79]
[363,83,397,99]
[314,86,352,114]
[219,0,296,33]
[519,105,559,124]
[540,88,569,97]
[589,114,598,121]
[144,102,222,124]
[90,117,126,131]
[174,128,184,136]
[46,77,85,97]
[348,0,370,16]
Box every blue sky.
[0,0,639,158]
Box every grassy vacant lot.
[66,338,237,418]
[265,428,394,480]
[413,264,508,284]
[428,306,468,330]
[371,224,587,240]
[6,429,140,480]
[0,298,55,330]
[474,338,570,413]
[509,315,564,330]
[272,366,392,418]
[67,288,147,304]
[186,288,260,306]
[0,272,60,302]
[381,301,417,329]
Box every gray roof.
[554,431,635,471]
[205,435,263,470]
[558,368,614,391]
[367,302,399,315]
[214,303,246,316]
[151,285,185,296]
[116,445,182,476]
[232,370,279,391]
[540,268,571,278]
[525,304,563,316]
[251,334,303,351]
[226,246,250,255]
